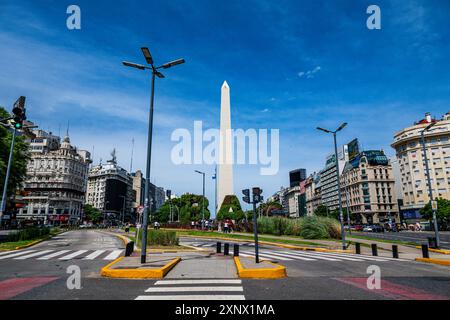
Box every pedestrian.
[224,221,229,234]
[191,221,195,229]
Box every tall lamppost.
[123,48,185,263]
[119,195,126,225]
[421,121,440,248]
[317,123,347,250]
[195,170,206,230]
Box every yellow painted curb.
[415,257,450,267]
[180,234,350,253]
[234,256,286,279]
[100,256,181,279]
[415,246,450,255]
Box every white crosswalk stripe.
[0,250,37,260]
[83,250,106,260]
[103,249,123,260]
[240,249,407,263]
[37,250,71,260]
[0,249,124,261]
[14,250,54,260]
[135,279,245,300]
[59,250,89,260]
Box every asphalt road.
[0,231,449,300]
[348,230,450,249]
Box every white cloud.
[298,65,321,79]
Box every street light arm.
[317,127,332,133]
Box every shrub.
[144,230,179,246]
[6,227,50,242]
[299,216,329,239]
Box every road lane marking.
[83,250,106,260]
[59,250,88,260]
[0,250,37,260]
[241,251,293,261]
[155,280,242,285]
[135,295,246,300]
[103,249,123,260]
[14,250,54,260]
[37,250,71,260]
[273,251,341,261]
[260,251,319,261]
[282,251,362,261]
[145,286,244,292]
[311,251,392,262]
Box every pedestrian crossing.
[135,279,245,300]
[0,249,123,261]
[239,249,409,263]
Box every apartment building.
[391,112,450,220]
[340,150,399,224]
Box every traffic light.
[242,189,250,204]
[252,187,263,203]
[12,96,26,130]
[166,189,171,198]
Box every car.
[363,226,373,232]
[354,225,364,232]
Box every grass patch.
[173,229,323,247]
[0,228,62,251]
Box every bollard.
[216,242,222,254]
[224,243,229,256]
[125,241,134,257]
[392,245,399,259]
[371,244,378,256]
[421,244,429,259]
[355,242,361,254]
[233,244,239,257]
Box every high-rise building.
[391,112,450,221]
[305,172,322,216]
[18,130,91,225]
[340,150,399,224]
[86,150,133,223]
[320,144,349,210]
[289,168,307,187]
[130,170,165,218]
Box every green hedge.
[256,216,341,239]
[6,227,50,242]
[138,229,179,246]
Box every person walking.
[224,221,229,234]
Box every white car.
[363,226,373,232]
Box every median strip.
[415,257,450,267]
[100,256,181,279]
[415,246,450,255]
[234,256,286,279]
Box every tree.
[216,195,245,221]
[259,201,282,216]
[313,205,328,217]
[420,198,450,229]
[83,204,102,223]
[0,107,30,212]
[156,193,210,224]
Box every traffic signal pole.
[252,199,260,263]
[0,127,17,226]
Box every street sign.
[432,201,438,211]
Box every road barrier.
[421,244,429,259]
[355,243,361,254]
[371,244,378,256]
[125,241,134,257]
[233,244,239,257]
[224,243,229,256]
[216,242,222,254]
[392,245,399,259]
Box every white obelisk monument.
[217,81,234,211]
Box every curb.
[234,256,286,279]
[415,257,450,267]
[415,246,450,255]
[100,256,181,279]
[180,234,351,253]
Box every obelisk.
[217,81,234,211]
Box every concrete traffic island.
[234,256,287,279]
[101,253,181,279]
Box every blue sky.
[1,0,449,214]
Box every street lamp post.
[317,123,348,250]
[421,121,440,248]
[0,127,17,227]
[195,170,206,230]
[119,195,126,225]
[123,48,185,263]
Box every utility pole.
[421,121,440,248]
[242,188,263,263]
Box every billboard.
[347,139,360,160]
